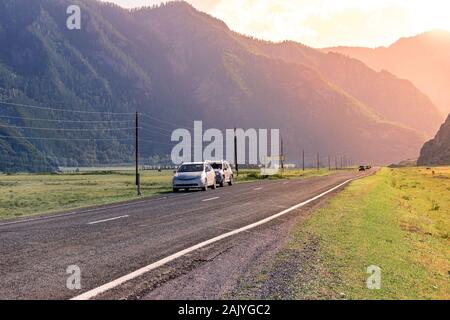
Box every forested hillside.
[0,0,442,171]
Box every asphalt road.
[0,170,370,299]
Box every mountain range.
[325,30,450,116]
[0,0,445,171]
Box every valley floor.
[1,167,447,299]
[0,169,333,220]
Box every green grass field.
[0,168,335,220]
[0,170,173,220]
[278,167,449,299]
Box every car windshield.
[211,163,222,169]
[178,164,204,172]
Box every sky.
[99,0,450,48]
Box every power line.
[0,134,133,141]
[0,101,135,115]
[0,116,184,135]
[0,115,186,134]
[140,127,173,137]
[0,124,136,132]
[140,126,220,140]
[141,124,173,134]
[140,113,193,130]
[0,101,196,130]
[0,114,133,124]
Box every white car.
[172,162,217,192]
[210,160,234,187]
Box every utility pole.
[302,149,305,171]
[280,136,284,171]
[328,155,331,171]
[135,112,141,196]
[234,128,239,176]
[317,152,320,171]
[335,156,338,170]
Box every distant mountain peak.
[391,29,450,48]
[418,28,450,38]
[130,0,231,32]
[322,29,450,115]
[150,0,196,11]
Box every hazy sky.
[99,0,450,48]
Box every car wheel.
[202,185,208,191]
[228,176,233,186]
[173,188,179,193]
[220,177,225,188]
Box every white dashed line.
[0,196,172,227]
[253,187,263,191]
[87,215,129,225]
[202,197,220,202]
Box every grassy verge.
[235,168,334,182]
[0,168,338,220]
[0,170,173,220]
[273,167,449,299]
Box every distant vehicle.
[359,166,366,171]
[210,160,234,187]
[172,162,216,192]
[365,165,371,170]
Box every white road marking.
[87,215,129,225]
[202,197,220,202]
[0,196,173,227]
[71,176,362,300]
[253,187,263,191]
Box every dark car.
[359,166,366,171]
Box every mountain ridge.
[324,29,450,115]
[0,0,442,171]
